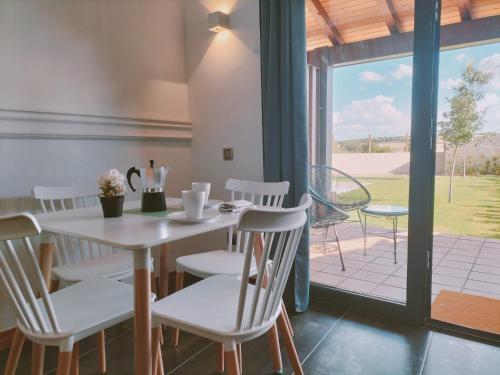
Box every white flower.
[98,169,127,197]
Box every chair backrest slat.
[0,213,62,336]
[32,186,112,265]
[233,194,311,332]
[224,179,289,254]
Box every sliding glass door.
[429,6,500,337]
[306,0,438,321]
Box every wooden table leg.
[33,233,55,375]
[159,244,169,298]
[134,249,152,375]
[39,237,55,294]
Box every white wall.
[0,0,193,331]
[0,0,189,121]
[185,0,264,200]
[0,0,192,211]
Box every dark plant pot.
[100,196,124,218]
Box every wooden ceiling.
[306,0,500,51]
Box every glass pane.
[431,1,500,333]
[306,0,417,304]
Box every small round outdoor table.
[361,205,408,264]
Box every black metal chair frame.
[309,165,372,271]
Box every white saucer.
[167,210,221,224]
[204,199,223,209]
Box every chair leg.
[322,226,329,253]
[237,343,242,374]
[224,349,240,375]
[267,325,282,373]
[157,347,165,375]
[3,328,25,375]
[216,343,224,373]
[171,271,184,347]
[56,350,72,375]
[152,327,161,375]
[281,302,294,337]
[151,272,158,296]
[333,225,345,271]
[97,330,106,374]
[31,343,45,375]
[70,343,79,375]
[277,313,304,375]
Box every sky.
[332,42,500,141]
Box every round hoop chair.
[309,165,371,270]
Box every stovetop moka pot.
[127,160,169,212]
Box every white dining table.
[35,198,239,375]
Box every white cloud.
[359,71,385,82]
[332,95,411,140]
[479,53,500,90]
[479,93,500,132]
[455,53,468,62]
[391,64,413,80]
[440,78,461,90]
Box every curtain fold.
[260,0,310,312]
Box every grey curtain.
[260,0,310,312]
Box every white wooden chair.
[0,213,135,375]
[152,194,312,375]
[172,178,290,348]
[32,186,137,283]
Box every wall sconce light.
[208,11,229,33]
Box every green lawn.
[357,176,500,239]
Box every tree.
[439,63,493,203]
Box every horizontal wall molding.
[0,109,192,141]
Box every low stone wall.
[332,152,445,176]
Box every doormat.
[431,290,500,335]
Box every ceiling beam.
[308,16,500,67]
[457,0,472,21]
[306,0,345,45]
[376,0,403,34]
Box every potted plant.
[98,169,126,217]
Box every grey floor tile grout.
[166,341,214,375]
[418,331,435,375]
[296,307,351,375]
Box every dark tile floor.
[1,301,499,375]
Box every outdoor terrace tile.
[372,257,406,266]
[337,278,378,294]
[372,285,406,301]
[484,238,500,244]
[311,272,346,287]
[448,248,481,257]
[363,263,398,275]
[351,269,391,283]
[472,264,500,275]
[473,257,500,267]
[331,259,368,270]
[343,253,377,262]
[311,254,342,264]
[392,266,408,277]
[477,252,500,261]
[322,265,358,277]
[438,259,473,271]
[383,275,407,288]
[432,274,466,288]
[433,265,470,278]
[464,279,500,295]
[468,271,500,284]
[482,242,500,249]
[311,260,331,271]
[443,254,476,263]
